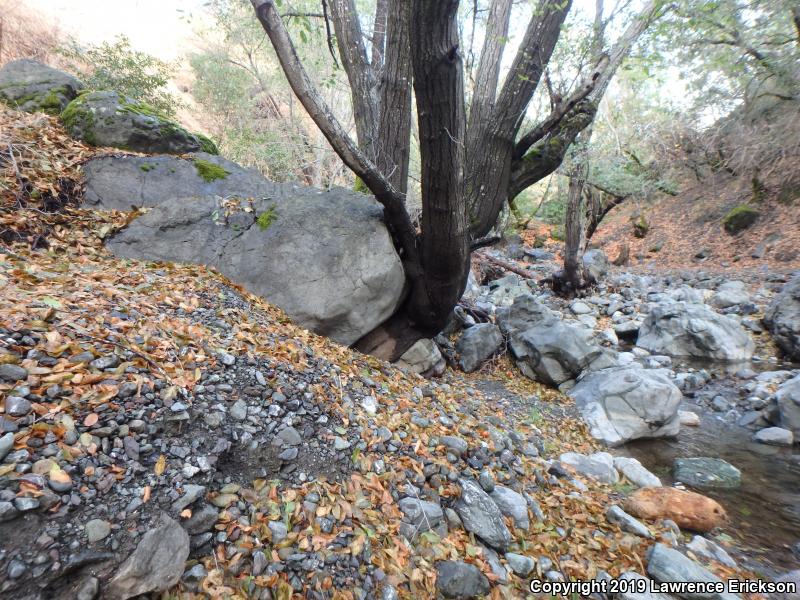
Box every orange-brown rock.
[622,487,727,533]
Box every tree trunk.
[552,166,591,296]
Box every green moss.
[723,204,760,234]
[60,94,97,145]
[195,133,219,155]
[256,205,278,231]
[353,176,369,194]
[139,162,156,173]
[193,158,230,182]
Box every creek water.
[620,360,800,576]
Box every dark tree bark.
[249,0,663,354]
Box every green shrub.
[723,204,760,234]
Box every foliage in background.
[58,35,180,116]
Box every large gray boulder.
[637,302,754,361]
[83,153,261,212]
[498,294,616,387]
[62,91,215,154]
[764,275,800,361]
[456,323,504,372]
[673,457,741,490]
[106,166,405,346]
[569,365,681,446]
[0,59,84,114]
[776,375,800,438]
[647,543,739,600]
[106,513,189,599]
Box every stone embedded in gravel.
[182,504,219,535]
[753,427,794,446]
[0,364,28,382]
[275,426,302,446]
[435,560,491,599]
[454,478,512,552]
[673,457,741,490]
[4,395,31,417]
[217,351,236,366]
[0,431,14,461]
[278,447,298,461]
[107,513,190,599]
[361,395,378,415]
[0,501,19,522]
[440,435,469,456]
[85,519,111,542]
[398,497,444,532]
[607,505,653,538]
[89,355,119,370]
[456,323,504,373]
[646,543,735,600]
[559,452,619,484]
[490,485,530,530]
[172,485,206,512]
[614,457,662,488]
[333,436,351,451]
[506,553,535,577]
[268,521,288,544]
[14,497,40,512]
[229,399,247,421]
[686,535,737,568]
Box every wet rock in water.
[775,375,800,438]
[753,426,794,446]
[763,274,800,361]
[623,487,727,533]
[686,535,737,568]
[395,339,445,376]
[673,458,741,490]
[679,411,701,427]
[569,366,681,446]
[559,451,619,484]
[435,561,491,599]
[646,543,735,600]
[106,513,190,599]
[454,478,512,552]
[637,302,754,361]
[613,457,662,488]
[456,323,504,373]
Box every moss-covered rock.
[0,59,84,115]
[631,214,650,238]
[193,158,229,182]
[60,91,210,154]
[723,204,760,234]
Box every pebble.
[85,519,111,542]
[0,364,28,382]
[4,396,31,417]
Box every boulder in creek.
[456,323,504,373]
[637,302,754,361]
[498,294,617,388]
[0,59,84,114]
[569,365,681,446]
[62,91,216,154]
[673,457,741,490]
[105,513,190,599]
[776,374,800,439]
[764,274,800,361]
[105,167,405,346]
[622,487,727,533]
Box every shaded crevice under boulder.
[637,302,754,361]
[764,274,800,361]
[100,155,405,346]
[0,59,84,114]
[62,91,216,154]
[498,294,617,388]
[569,365,681,446]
